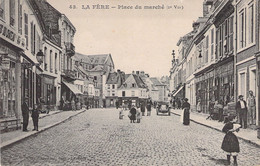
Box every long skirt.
[221,132,240,153]
[183,109,190,125]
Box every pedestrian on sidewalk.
[235,95,248,129]
[129,105,137,123]
[32,104,40,131]
[22,98,30,132]
[71,98,76,111]
[221,117,240,165]
[247,90,256,125]
[182,98,190,125]
[196,99,201,113]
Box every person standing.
[136,109,141,123]
[235,95,248,129]
[247,90,256,125]
[197,99,201,113]
[221,117,240,165]
[32,104,40,131]
[146,99,152,116]
[182,98,191,125]
[22,98,30,132]
[115,100,119,109]
[140,102,145,116]
[129,105,137,123]
[60,96,64,111]
[71,98,76,111]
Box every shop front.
[195,67,214,114]
[0,42,22,132]
[214,58,234,106]
[41,74,56,111]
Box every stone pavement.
[171,108,260,147]
[0,109,86,149]
[2,108,260,166]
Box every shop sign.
[1,58,10,70]
[0,23,26,50]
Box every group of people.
[118,99,153,123]
[170,97,182,109]
[60,97,82,111]
[235,91,256,129]
[22,98,41,132]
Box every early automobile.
[156,102,171,116]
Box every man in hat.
[247,90,256,125]
[235,95,248,129]
[22,98,30,131]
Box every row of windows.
[43,48,61,73]
[238,2,255,50]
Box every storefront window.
[0,58,16,118]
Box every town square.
[1,0,260,165]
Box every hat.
[183,98,188,101]
[238,95,243,98]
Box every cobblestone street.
[1,108,260,166]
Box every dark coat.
[221,122,240,153]
[182,101,190,125]
[182,101,190,110]
[129,107,137,120]
[141,103,145,112]
[235,100,247,113]
[31,106,40,118]
[22,102,29,117]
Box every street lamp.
[36,50,44,64]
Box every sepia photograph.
[0,0,260,165]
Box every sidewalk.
[171,109,260,147]
[0,109,86,149]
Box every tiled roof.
[89,65,104,71]
[106,72,119,84]
[133,74,146,88]
[150,77,163,86]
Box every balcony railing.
[65,42,75,56]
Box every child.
[32,104,40,131]
[136,109,141,123]
[221,117,240,165]
[119,109,124,119]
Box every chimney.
[132,71,135,74]
[203,1,209,17]
[136,71,140,75]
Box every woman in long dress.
[129,105,137,123]
[221,117,240,165]
[182,98,190,125]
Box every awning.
[173,86,184,97]
[62,81,83,95]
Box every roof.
[106,72,119,84]
[133,74,146,88]
[89,65,104,72]
[150,77,163,86]
[119,74,147,89]
[75,53,115,67]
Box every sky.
[47,0,204,77]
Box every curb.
[171,111,260,148]
[0,109,86,149]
